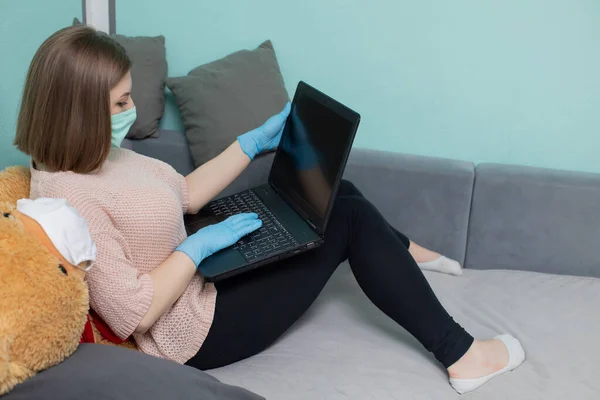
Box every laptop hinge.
[271,182,319,233]
[270,182,279,194]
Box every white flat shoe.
[449,334,526,395]
[417,256,463,276]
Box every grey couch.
[123,131,600,399]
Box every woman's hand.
[237,102,292,160]
[175,213,262,267]
[185,102,291,214]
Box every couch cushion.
[5,344,263,400]
[209,264,600,399]
[166,40,289,168]
[343,149,475,266]
[466,163,600,277]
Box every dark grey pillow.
[72,18,166,139]
[5,344,264,400]
[167,40,289,168]
[112,34,167,139]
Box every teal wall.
[1,2,598,173]
[117,0,600,173]
[0,0,81,170]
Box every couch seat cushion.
[210,264,600,399]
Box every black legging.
[186,180,473,370]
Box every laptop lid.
[268,81,360,236]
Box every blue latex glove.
[237,102,292,160]
[176,213,262,268]
[281,106,320,170]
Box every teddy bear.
[0,166,134,395]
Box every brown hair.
[14,25,131,173]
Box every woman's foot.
[409,241,463,275]
[408,241,441,263]
[447,335,525,394]
[448,339,509,379]
[418,256,463,276]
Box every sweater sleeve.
[86,228,154,340]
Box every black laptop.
[184,81,361,281]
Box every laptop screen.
[269,82,359,234]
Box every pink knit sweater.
[30,148,216,364]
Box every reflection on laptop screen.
[271,91,354,221]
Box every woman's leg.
[336,181,512,382]
[338,181,462,276]
[186,243,341,370]
[328,190,474,367]
[336,181,410,249]
[337,181,447,262]
[187,180,472,370]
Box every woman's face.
[109,71,134,115]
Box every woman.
[15,26,524,394]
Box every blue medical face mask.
[111,106,137,148]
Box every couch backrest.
[465,163,600,278]
[221,147,477,268]
[131,131,600,278]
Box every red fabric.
[80,316,95,343]
[90,309,126,344]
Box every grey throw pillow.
[4,344,264,400]
[112,34,167,139]
[167,40,289,168]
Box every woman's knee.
[332,194,377,221]
[337,180,362,198]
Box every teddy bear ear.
[0,166,31,205]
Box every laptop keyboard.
[209,190,299,262]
